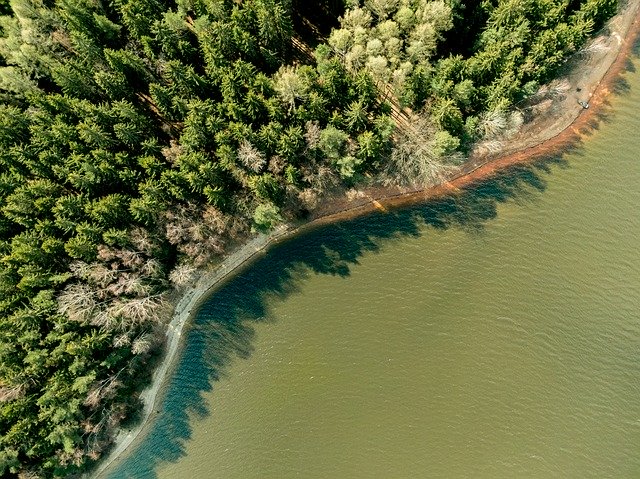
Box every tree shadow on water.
[108,156,566,478]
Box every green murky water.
[107,58,640,479]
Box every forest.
[0,0,617,475]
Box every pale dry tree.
[237,139,267,173]
[298,188,319,210]
[86,263,118,289]
[164,217,188,246]
[61,279,165,332]
[479,108,524,140]
[161,139,184,164]
[95,244,118,263]
[473,139,505,157]
[163,203,230,265]
[105,272,150,297]
[108,248,145,270]
[86,449,101,461]
[70,258,126,290]
[479,108,508,139]
[131,332,154,355]
[64,241,166,317]
[56,447,86,468]
[0,383,26,402]
[57,283,98,323]
[140,257,163,278]
[227,215,249,240]
[180,241,213,267]
[83,405,117,454]
[89,306,120,330]
[506,110,524,135]
[190,223,226,254]
[108,294,169,328]
[346,188,366,201]
[169,262,198,288]
[304,120,321,150]
[112,333,131,348]
[308,165,340,193]
[68,260,91,279]
[17,468,41,479]
[163,203,248,266]
[84,369,126,409]
[129,227,155,255]
[202,205,231,235]
[274,65,309,112]
[267,155,287,175]
[470,137,506,160]
[384,114,459,186]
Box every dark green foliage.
[423,0,618,118]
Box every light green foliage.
[342,7,373,30]
[252,203,282,231]
[274,65,310,111]
[318,125,349,159]
[432,130,460,158]
[394,6,415,32]
[329,0,613,143]
[333,0,454,79]
[336,155,362,178]
[366,0,399,19]
[329,28,353,54]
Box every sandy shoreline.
[91,3,640,477]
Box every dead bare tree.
[237,140,267,173]
[131,332,155,355]
[161,139,184,164]
[57,283,98,323]
[84,368,126,409]
[0,383,26,402]
[111,294,168,327]
[304,120,321,150]
[383,113,459,186]
[162,203,241,266]
[169,262,197,288]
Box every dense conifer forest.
[0,0,617,475]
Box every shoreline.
[308,0,640,223]
[92,2,640,476]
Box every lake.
[107,55,640,479]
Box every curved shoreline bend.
[92,2,640,477]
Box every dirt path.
[92,2,640,476]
